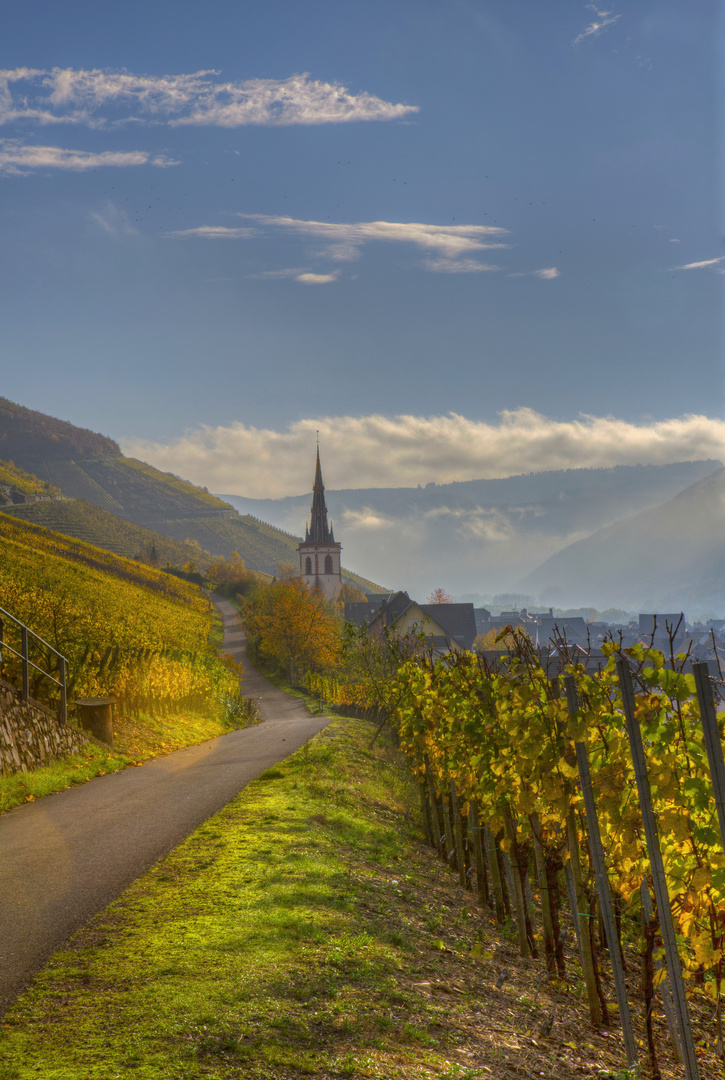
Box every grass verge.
[0,715,712,1079]
[0,704,256,814]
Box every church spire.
[307,446,332,542]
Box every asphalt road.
[0,596,330,1015]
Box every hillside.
[521,466,725,613]
[0,399,385,588]
[0,512,238,717]
[0,460,60,505]
[0,397,119,464]
[219,459,722,597]
[1,498,212,567]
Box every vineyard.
[0,514,238,723]
[309,631,725,1078]
[2,497,213,568]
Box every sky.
[1,0,724,499]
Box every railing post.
[0,615,4,665]
[59,655,67,725]
[21,625,29,701]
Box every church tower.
[297,447,342,600]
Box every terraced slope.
[0,461,60,505]
[35,457,230,522]
[1,499,208,566]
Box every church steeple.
[298,443,342,600]
[307,446,333,543]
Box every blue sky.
[1,1,723,496]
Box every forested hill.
[0,397,119,464]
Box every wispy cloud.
[168,225,255,240]
[238,265,341,285]
[0,68,418,128]
[121,409,725,498]
[0,140,177,175]
[573,4,621,46]
[671,255,725,271]
[295,271,339,284]
[89,202,140,238]
[508,267,560,279]
[423,257,500,273]
[168,213,509,274]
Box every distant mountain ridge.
[217,459,722,598]
[521,466,725,613]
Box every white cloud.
[170,212,509,274]
[573,4,621,46]
[295,271,339,284]
[0,140,176,174]
[0,68,418,128]
[240,214,508,258]
[121,408,725,499]
[671,256,725,271]
[508,266,560,279]
[423,257,500,273]
[167,225,255,239]
[341,507,395,530]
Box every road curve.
[0,595,330,1015]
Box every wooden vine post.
[563,674,637,1068]
[450,779,468,889]
[553,676,602,1024]
[469,800,489,907]
[440,780,457,871]
[484,825,507,925]
[615,656,700,1080]
[503,807,532,958]
[566,805,603,1025]
[529,811,557,967]
[425,767,446,862]
[692,662,725,855]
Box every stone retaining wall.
[0,679,89,775]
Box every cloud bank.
[0,68,418,128]
[121,409,725,499]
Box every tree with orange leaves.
[426,587,453,604]
[244,578,341,677]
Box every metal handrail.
[0,605,68,724]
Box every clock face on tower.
[297,447,342,600]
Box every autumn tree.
[427,587,453,604]
[473,625,531,653]
[243,578,341,677]
[206,551,254,599]
[338,582,368,605]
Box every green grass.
[0,720,471,1079]
[0,716,704,1079]
[0,740,135,813]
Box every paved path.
[0,597,329,1015]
